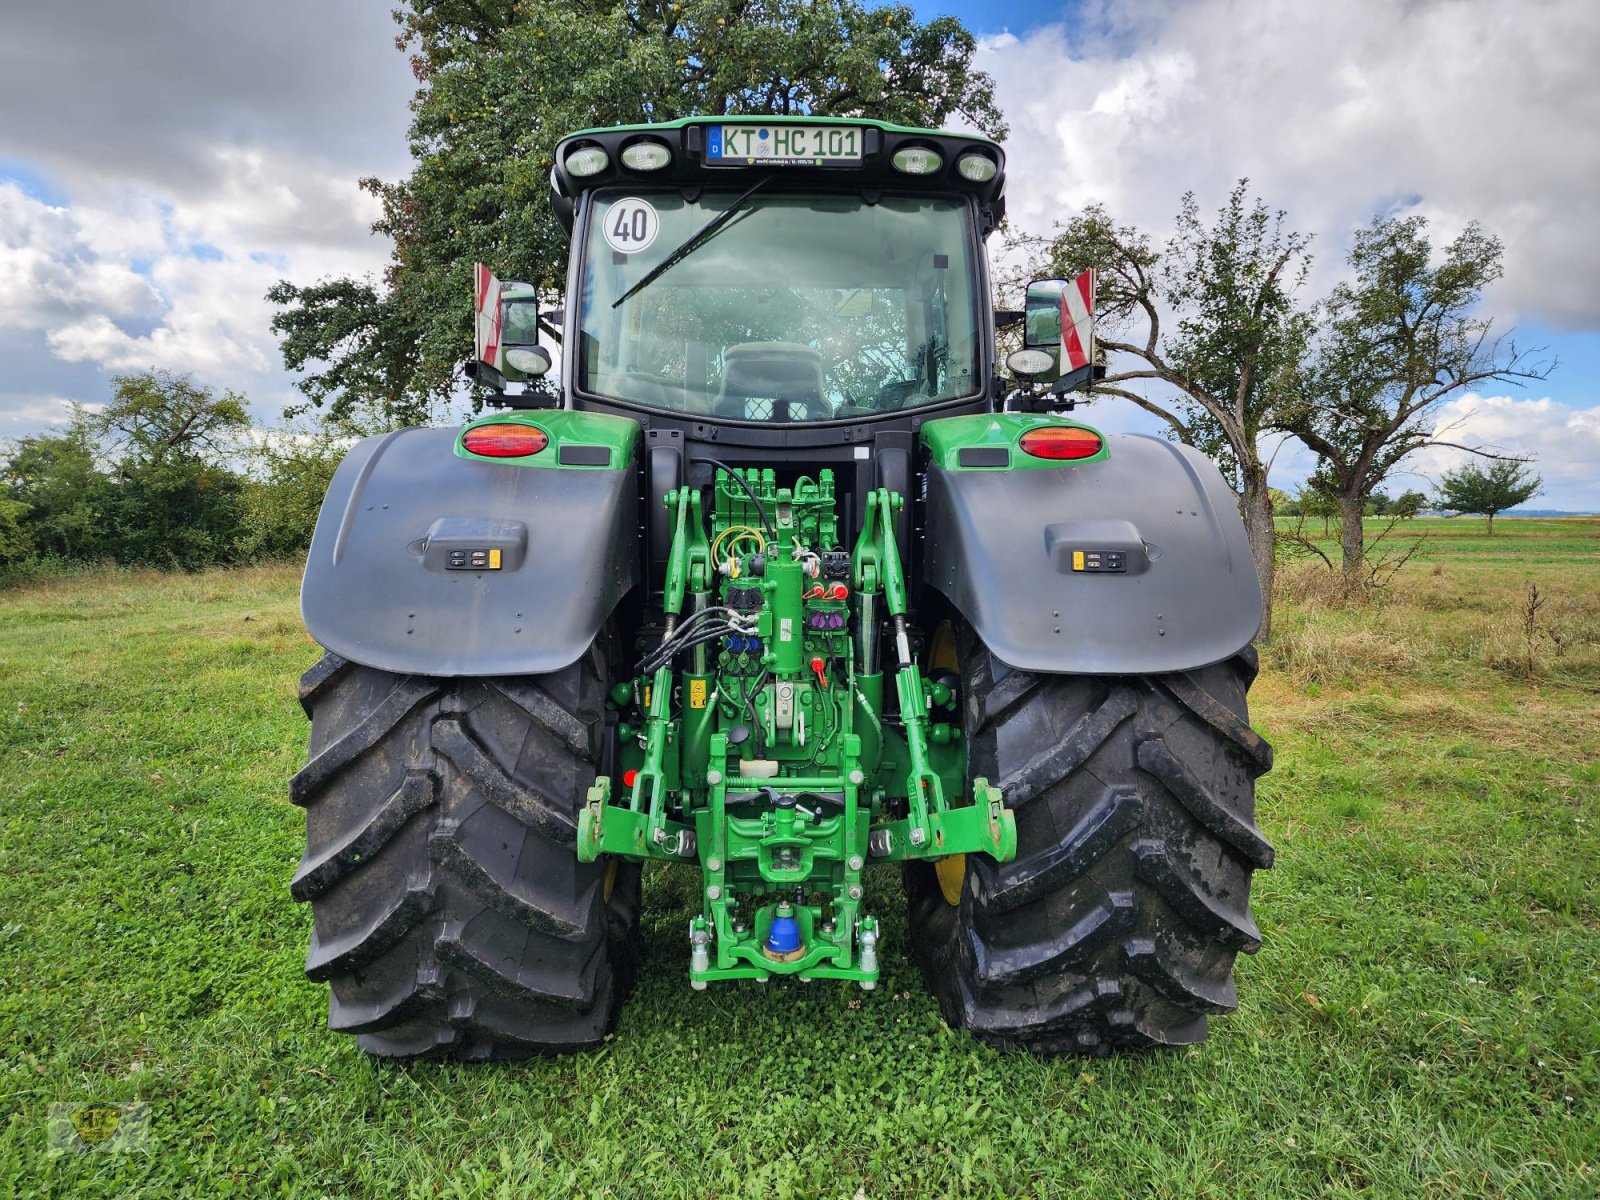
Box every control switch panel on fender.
[422,517,528,573]
[1069,549,1127,573]
[446,548,503,571]
[1043,519,1147,577]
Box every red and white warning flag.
[473,262,503,370]
[1060,269,1094,372]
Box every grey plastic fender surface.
[301,427,638,677]
[924,433,1261,674]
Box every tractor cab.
[509,117,1009,429]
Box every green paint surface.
[454,409,639,469]
[920,412,1111,471]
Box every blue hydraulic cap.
[765,907,802,958]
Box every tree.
[238,413,361,559]
[1392,490,1427,519]
[1,414,114,561]
[1047,182,1312,639]
[1276,216,1549,588]
[0,497,30,564]
[1297,481,1339,536]
[269,0,1005,425]
[89,371,253,568]
[1435,458,1540,534]
[90,371,250,468]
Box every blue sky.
[924,1,1077,36]
[2,0,1597,508]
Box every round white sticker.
[603,197,660,254]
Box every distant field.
[2,520,1597,1198]
[1278,513,1600,563]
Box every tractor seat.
[715,342,827,421]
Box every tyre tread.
[908,631,1272,1056]
[290,650,638,1059]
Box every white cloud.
[0,392,92,436]
[0,184,163,329]
[0,0,409,433]
[0,149,389,388]
[1409,394,1600,501]
[981,0,1600,328]
[157,145,385,256]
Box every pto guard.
[300,416,640,677]
[923,430,1263,674]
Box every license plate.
[706,124,862,166]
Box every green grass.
[2,525,1598,1198]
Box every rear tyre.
[289,645,640,1059]
[906,622,1274,1054]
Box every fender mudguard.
[301,421,639,677]
[924,432,1261,674]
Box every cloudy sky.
[3,0,1597,508]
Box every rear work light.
[891,146,942,175]
[564,145,610,177]
[620,139,672,171]
[462,423,549,458]
[956,152,997,182]
[1018,426,1103,460]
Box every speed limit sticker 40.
[603,197,660,254]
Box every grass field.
[2,518,1597,1198]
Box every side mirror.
[1023,280,1066,352]
[501,296,540,348]
[472,266,554,395]
[1011,274,1096,392]
[499,293,551,380]
[1006,279,1066,383]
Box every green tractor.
[289,116,1273,1059]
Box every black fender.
[923,433,1261,674]
[301,425,638,677]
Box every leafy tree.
[238,414,363,559]
[1435,458,1540,534]
[269,0,1004,425]
[1297,481,1339,535]
[1047,181,1312,639]
[1277,216,1549,587]
[265,278,438,426]
[91,371,251,467]
[1392,489,1426,519]
[1,415,113,561]
[88,372,253,569]
[0,497,30,564]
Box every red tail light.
[1018,426,1103,460]
[462,423,548,458]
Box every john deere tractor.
[289,116,1273,1059]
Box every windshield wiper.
[611,176,773,309]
